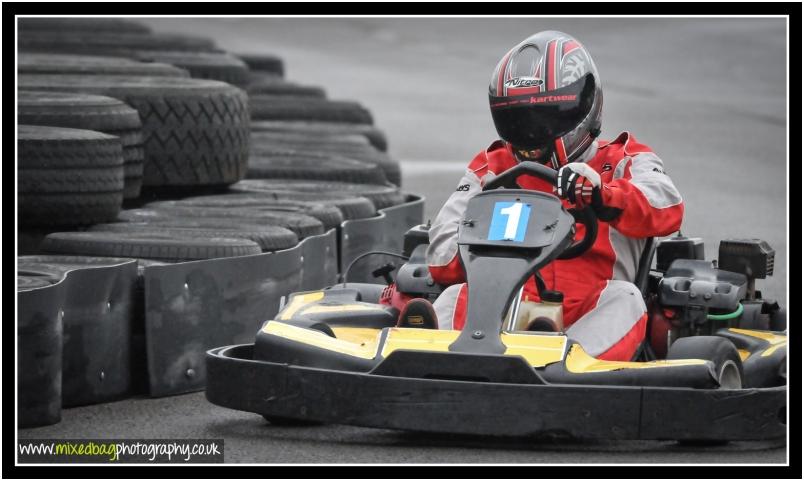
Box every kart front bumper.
[205,344,786,441]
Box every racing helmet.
[488,31,603,169]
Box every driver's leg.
[432,283,468,330]
[564,280,647,361]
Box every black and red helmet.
[489,31,603,168]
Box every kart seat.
[635,237,657,297]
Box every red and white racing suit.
[426,132,684,361]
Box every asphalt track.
[17,17,789,465]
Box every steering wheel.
[482,162,597,260]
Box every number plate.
[488,202,531,242]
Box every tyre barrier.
[18,257,138,427]
[19,125,125,227]
[18,53,191,78]
[157,192,347,229]
[133,50,251,87]
[16,18,410,427]
[250,130,400,185]
[246,76,326,98]
[117,205,325,239]
[18,91,147,200]
[250,120,388,152]
[250,96,374,124]
[341,194,425,283]
[227,182,379,221]
[18,31,218,57]
[235,53,285,77]
[247,150,388,185]
[17,195,424,426]
[18,17,153,35]
[230,179,406,210]
[18,75,251,189]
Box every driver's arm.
[600,151,684,238]
[426,156,492,285]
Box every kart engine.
[649,237,783,357]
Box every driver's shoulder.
[593,131,659,173]
[597,131,656,158]
[467,139,515,178]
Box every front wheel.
[666,336,744,389]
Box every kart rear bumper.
[206,344,786,441]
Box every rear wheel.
[666,336,743,389]
[769,307,786,331]
[667,336,743,445]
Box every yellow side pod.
[728,328,787,358]
[564,344,707,373]
[381,329,568,367]
[278,291,325,321]
[263,321,380,359]
[262,321,754,373]
[262,321,723,371]
[264,322,568,367]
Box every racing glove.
[556,163,622,221]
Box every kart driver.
[401,31,684,361]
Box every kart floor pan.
[206,344,786,441]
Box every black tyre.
[230,180,378,220]
[770,307,786,331]
[40,231,262,262]
[236,53,284,77]
[120,205,325,239]
[732,302,769,330]
[19,255,138,274]
[251,130,369,147]
[250,131,400,185]
[247,76,326,98]
[666,336,744,389]
[18,18,152,34]
[250,120,388,152]
[19,229,53,255]
[17,256,120,286]
[18,91,142,132]
[232,179,405,210]
[89,222,298,252]
[18,90,146,199]
[17,53,189,77]
[19,125,124,227]
[19,75,251,188]
[134,50,251,87]
[19,31,217,56]
[17,263,65,285]
[21,168,124,194]
[18,276,54,290]
[250,96,373,124]
[247,150,387,185]
[112,214,315,240]
[123,148,146,199]
[168,193,345,229]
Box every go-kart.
[206,162,787,441]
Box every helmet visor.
[489,73,596,150]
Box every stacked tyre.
[233,50,401,187]
[18,75,251,190]
[17,19,253,260]
[19,125,125,227]
[17,18,407,266]
[18,91,147,200]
